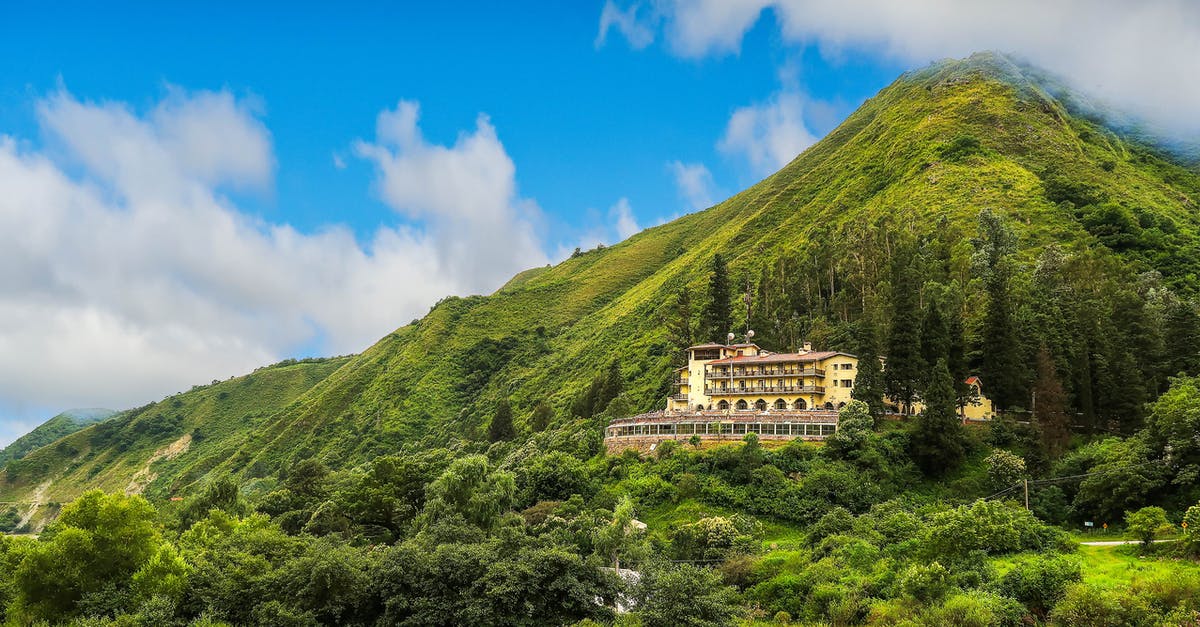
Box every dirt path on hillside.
[125,433,192,495]
[16,480,51,531]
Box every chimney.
[801,341,812,353]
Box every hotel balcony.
[706,368,824,379]
[704,385,825,395]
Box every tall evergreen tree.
[851,319,887,420]
[665,288,695,362]
[698,254,732,343]
[1164,300,1200,378]
[884,248,924,412]
[921,301,951,386]
[974,209,1025,410]
[910,359,966,476]
[488,398,516,442]
[1033,346,1071,459]
[948,307,970,405]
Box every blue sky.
[0,3,901,243]
[0,1,1195,445]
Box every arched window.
[755,399,767,411]
[696,404,705,411]
[774,399,787,410]
[793,399,807,410]
[736,399,748,410]
[824,402,834,410]
[837,402,846,409]
[717,400,730,410]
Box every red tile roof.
[707,351,855,365]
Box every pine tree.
[665,288,695,362]
[698,254,732,343]
[529,401,553,432]
[1033,346,1071,459]
[1164,300,1200,377]
[488,398,516,442]
[851,319,886,420]
[948,307,970,406]
[884,248,924,412]
[921,301,951,388]
[974,209,1025,410]
[910,359,966,476]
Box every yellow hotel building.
[668,341,859,412]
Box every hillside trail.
[125,433,192,495]
[16,480,51,531]
[1079,539,1178,546]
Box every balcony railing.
[704,385,826,395]
[671,378,686,386]
[671,394,688,402]
[706,368,824,379]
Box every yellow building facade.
[668,342,860,413]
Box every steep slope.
[10,52,1200,500]
[0,409,116,466]
[0,357,349,526]
[227,52,1200,474]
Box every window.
[718,400,730,410]
[736,399,748,410]
[842,379,853,387]
[793,399,807,410]
[843,363,854,370]
[774,399,787,410]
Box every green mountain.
[0,357,349,528]
[0,409,117,466]
[4,51,1200,510]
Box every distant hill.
[0,408,117,466]
[0,357,350,527]
[3,52,1200,511]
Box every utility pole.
[1024,478,1030,511]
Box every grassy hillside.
[228,52,1200,475]
[0,409,116,467]
[5,52,1200,505]
[0,357,349,528]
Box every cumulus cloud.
[599,0,1200,138]
[668,160,717,211]
[718,91,819,175]
[596,0,657,49]
[0,88,547,432]
[354,100,548,291]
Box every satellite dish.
[726,332,735,342]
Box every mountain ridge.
[3,51,1200,512]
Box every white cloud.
[600,0,1200,138]
[596,0,657,49]
[354,100,548,291]
[668,160,717,211]
[718,91,819,175]
[0,88,548,423]
[611,197,640,240]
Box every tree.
[698,254,732,343]
[1144,376,1200,489]
[827,400,874,455]
[665,287,696,361]
[910,359,966,476]
[529,401,553,432]
[286,459,330,502]
[921,300,952,385]
[593,496,648,570]
[421,455,515,532]
[1164,300,1200,377]
[177,476,249,530]
[633,562,738,627]
[13,491,167,623]
[488,398,516,442]
[984,449,1027,493]
[1033,346,1071,459]
[974,209,1025,410]
[1183,501,1200,555]
[884,247,924,411]
[851,320,886,419]
[1124,506,1172,548]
